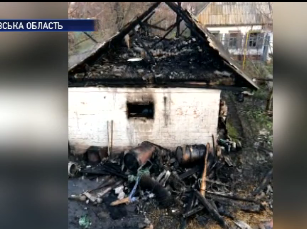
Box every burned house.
[68,2,258,155]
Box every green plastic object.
[79,215,91,228]
[128,168,150,182]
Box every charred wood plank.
[164,2,206,44]
[180,191,195,228]
[133,28,155,64]
[193,197,236,219]
[140,11,156,36]
[186,191,195,212]
[140,175,173,208]
[152,17,166,26]
[143,22,169,31]
[81,163,128,180]
[176,2,182,37]
[150,19,182,49]
[179,166,201,180]
[69,80,249,92]
[160,83,247,91]
[206,191,260,204]
[179,26,188,36]
[238,202,263,213]
[142,11,155,24]
[211,196,263,213]
[117,2,161,40]
[149,18,182,32]
[183,205,204,218]
[83,32,98,43]
[252,168,273,196]
[194,190,228,229]
[213,202,236,220]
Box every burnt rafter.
[143,22,169,31]
[134,24,155,64]
[83,32,98,43]
[150,19,182,49]
[69,2,258,91]
[176,2,182,38]
[152,17,166,26]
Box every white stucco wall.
[69,87,221,153]
[207,25,273,59]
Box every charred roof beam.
[83,32,98,44]
[68,79,250,92]
[165,2,206,44]
[176,2,182,38]
[142,22,169,31]
[133,27,155,65]
[152,17,166,26]
[150,18,182,49]
[142,11,156,24]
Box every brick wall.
[69,87,221,154]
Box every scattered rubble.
[69,133,272,228]
[68,91,272,229]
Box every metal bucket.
[176,144,207,166]
[124,141,156,172]
[68,161,80,177]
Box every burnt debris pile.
[69,2,258,91]
[69,139,272,229]
[71,34,236,88]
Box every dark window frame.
[248,31,261,48]
[228,33,239,49]
[127,102,154,119]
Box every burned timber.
[68,2,258,92]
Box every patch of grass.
[226,120,239,140]
[245,109,273,147]
[253,86,269,100]
[265,63,273,74]
[246,110,272,130]
[241,60,273,79]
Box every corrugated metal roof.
[197,2,272,26]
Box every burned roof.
[69,2,258,91]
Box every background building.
[196,2,273,62]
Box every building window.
[248,32,261,48]
[228,33,238,48]
[127,102,154,119]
